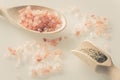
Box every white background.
[0,0,120,80]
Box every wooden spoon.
[72,40,120,80]
[0,5,66,34]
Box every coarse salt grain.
[19,6,62,32]
[74,24,86,37]
[69,6,81,18]
[6,40,63,77]
[43,37,63,47]
[8,47,17,55]
[74,13,111,38]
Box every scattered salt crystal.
[30,69,38,77]
[43,37,63,46]
[8,47,17,55]
[52,63,62,72]
[69,6,80,14]
[75,30,81,37]
[74,24,85,37]
[54,49,62,56]
[89,32,97,39]
[6,40,63,77]
[74,13,111,39]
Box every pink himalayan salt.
[75,31,81,36]
[74,24,85,37]
[19,6,62,32]
[8,47,17,55]
[34,54,42,62]
[31,69,38,77]
[43,37,63,46]
[74,13,110,38]
[7,40,63,77]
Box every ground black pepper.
[80,48,107,63]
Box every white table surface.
[0,0,120,80]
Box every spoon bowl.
[0,5,66,34]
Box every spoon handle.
[0,9,2,16]
[109,65,120,80]
[0,9,3,16]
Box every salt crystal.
[6,40,63,77]
[74,13,110,39]
[19,6,62,32]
